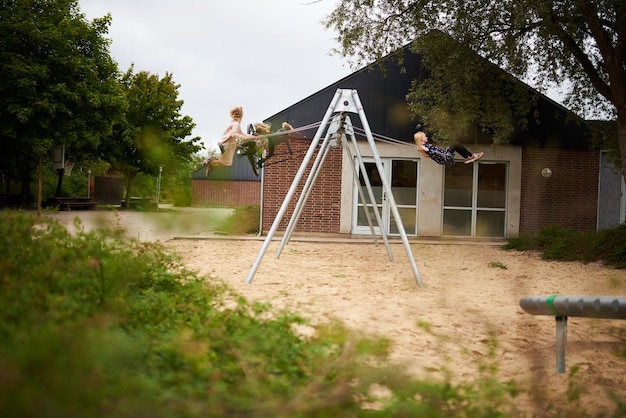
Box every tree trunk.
[123,172,137,209]
[3,168,10,195]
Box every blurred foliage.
[170,154,206,207]
[0,211,621,417]
[218,205,260,235]
[11,152,203,210]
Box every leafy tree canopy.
[324,0,626,171]
[0,0,126,174]
[103,67,202,206]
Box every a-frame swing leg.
[245,90,343,284]
[278,112,391,259]
[342,115,394,260]
[345,145,380,247]
[245,89,423,288]
[349,90,423,288]
[276,123,334,257]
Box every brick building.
[254,45,622,239]
[191,154,260,207]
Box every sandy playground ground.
[47,209,626,415]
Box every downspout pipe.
[258,165,264,236]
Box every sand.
[165,237,626,415]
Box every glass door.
[352,158,418,236]
[443,161,508,237]
[389,159,418,235]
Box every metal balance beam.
[519,295,626,373]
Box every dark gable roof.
[264,43,592,149]
[263,46,425,144]
[508,95,590,149]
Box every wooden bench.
[47,197,97,211]
[121,197,155,210]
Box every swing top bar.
[333,89,361,114]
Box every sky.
[78,0,353,155]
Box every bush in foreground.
[0,211,617,417]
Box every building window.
[443,162,508,237]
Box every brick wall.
[520,147,599,232]
[192,179,260,207]
[262,139,343,233]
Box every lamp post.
[156,166,163,211]
[87,169,91,199]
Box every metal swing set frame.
[245,89,423,288]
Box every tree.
[167,153,206,207]
[103,67,202,208]
[324,0,626,173]
[0,0,126,207]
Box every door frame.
[351,157,419,236]
[442,161,509,237]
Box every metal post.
[555,316,567,374]
[277,130,333,257]
[351,90,423,287]
[347,123,394,261]
[87,169,91,199]
[345,145,379,246]
[257,165,264,236]
[278,113,348,252]
[156,166,163,211]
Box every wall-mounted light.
[541,168,552,178]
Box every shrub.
[503,224,626,267]
[0,211,373,417]
[218,205,260,235]
[590,224,626,268]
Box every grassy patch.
[488,261,507,269]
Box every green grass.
[488,261,507,269]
